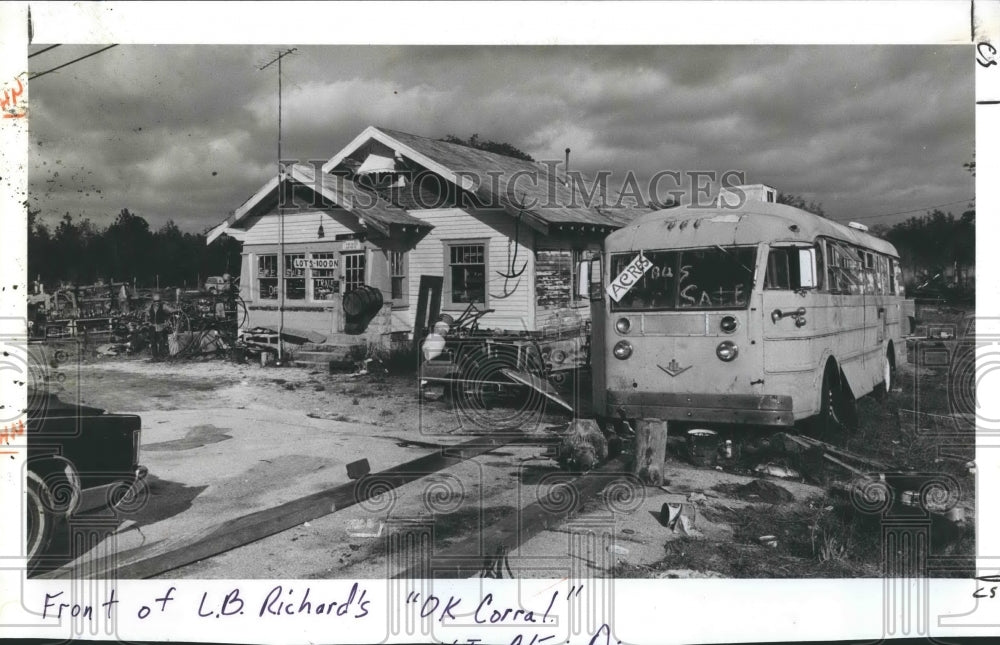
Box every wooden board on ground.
[394,456,627,579]
[41,434,544,580]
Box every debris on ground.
[753,462,801,479]
[735,479,795,504]
[556,419,608,471]
[659,501,699,536]
[655,568,725,579]
[757,535,778,548]
[96,343,123,356]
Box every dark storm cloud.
[28,45,973,233]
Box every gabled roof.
[322,126,644,235]
[206,163,429,244]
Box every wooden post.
[633,418,668,486]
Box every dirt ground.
[34,311,976,579]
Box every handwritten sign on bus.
[606,252,652,302]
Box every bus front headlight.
[720,315,738,333]
[716,341,738,362]
[615,318,632,334]
[613,340,633,360]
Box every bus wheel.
[816,363,856,440]
[874,349,895,401]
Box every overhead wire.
[28,44,60,58]
[28,44,118,81]
[833,197,975,223]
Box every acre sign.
[606,252,652,302]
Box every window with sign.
[284,254,306,300]
[609,246,756,311]
[257,255,278,300]
[311,252,338,300]
[389,250,407,305]
[445,242,487,308]
[343,252,366,293]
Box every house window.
[257,255,278,300]
[311,252,338,301]
[284,253,306,300]
[389,250,408,305]
[446,242,487,308]
[342,252,366,293]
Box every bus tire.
[815,361,856,440]
[874,347,896,401]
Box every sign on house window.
[311,252,338,300]
[447,242,487,307]
[389,250,407,304]
[343,252,365,293]
[258,255,278,300]
[284,254,306,300]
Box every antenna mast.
[259,47,296,361]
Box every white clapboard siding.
[408,208,536,331]
[242,210,359,245]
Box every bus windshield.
[610,246,757,311]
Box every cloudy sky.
[27,45,974,234]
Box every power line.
[28,44,60,59]
[28,44,118,81]
[844,197,975,223]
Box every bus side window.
[765,246,819,290]
[764,248,792,289]
[825,241,842,293]
[814,243,825,290]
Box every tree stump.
[633,418,668,486]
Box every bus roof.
[604,201,899,258]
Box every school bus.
[582,200,908,436]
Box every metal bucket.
[686,429,719,467]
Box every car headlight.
[716,341,738,361]
[615,318,632,334]
[720,315,738,334]
[613,340,633,360]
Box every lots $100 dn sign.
[293,258,338,270]
[606,252,652,302]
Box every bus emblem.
[658,359,692,377]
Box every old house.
[207,126,640,344]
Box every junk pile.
[556,419,608,471]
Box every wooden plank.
[794,433,891,471]
[394,456,627,579]
[413,274,443,338]
[42,434,537,580]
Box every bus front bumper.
[605,391,795,426]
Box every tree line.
[872,207,975,292]
[28,207,242,290]
[26,199,974,297]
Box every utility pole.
[259,47,296,361]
